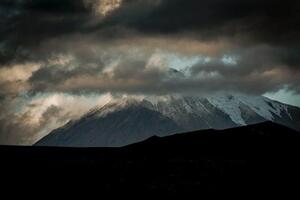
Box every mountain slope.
[36,99,183,147]
[144,94,299,130]
[35,93,300,147]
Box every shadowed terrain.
[1,121,300,195]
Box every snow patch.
[87,92,292,126]
[206,94,246,125]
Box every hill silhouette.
[1,121,300,195]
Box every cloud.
[190,45,300,93]
[0,0,93,65]
[0,0,299,145]
[0,63,41,98]
[0,93,112,145]
[96,0,299,45]
[1,0,299,64]
[21,45,298,95]
[88,0,123,16]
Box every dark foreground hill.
[1,121,300,196]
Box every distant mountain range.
[35,93,300,147]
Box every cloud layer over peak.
[0,0,299,144]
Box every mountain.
[35,93,300,147]
[3,122,300,195]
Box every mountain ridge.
[35,93,300,147]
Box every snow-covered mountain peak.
[206,93,292,124]
[93,92,295,127]
[91,97,142,118]
[36,92,300,147]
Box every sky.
[0,0,299,145]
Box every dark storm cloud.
[0,0,299,93]
[279,46,300,69]
[1,0,299,57]
[99,0,300,44]
[0,0,300,145]
[192,46,300,75]
[28,57,105,94]
[190,46,300,94]
[24,46,299,95]
[27,56,165,94]
[20,0,89,13]
[0,0,92,65]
